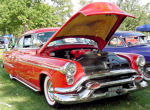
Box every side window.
[125,37,138,45]
[17,37,24,48]
[108,37,124,47]
[23,35,33,48]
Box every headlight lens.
[136,55,145,66]
[65,62,76,76]
[63,62,77,85]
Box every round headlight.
[64,62,76,76]
[136,55,145,66]
[62,62,77,85]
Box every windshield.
[36,32,97,47]
[125,36,148,46]
[37,31,56,43]
[48,38,97,47]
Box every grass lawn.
[0,49,150,110]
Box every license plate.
[108,86,123,96]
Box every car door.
[3,36,23,76]
[14,34,36,83]
[3,50,16,75]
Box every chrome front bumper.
[53,69,148,104]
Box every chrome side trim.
[55,69,137,93]
[19,60,60,71]
[12,76,39,92]
[3,62,14,68]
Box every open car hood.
[39,2,134,53]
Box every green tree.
[79,0,93,7]
[116,0,150,31]
[0,0,59,37]
[51,0,73,25]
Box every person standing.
[4,37,9,51]
[11,37,15,48]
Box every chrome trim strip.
[55,69,137,93]
[3,62,14,68]
[12,76,39,92]
[87,69,137,79]
[100,78,133,88]
[19,60,60,71]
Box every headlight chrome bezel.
[136,55,145,67]
[64,62,77,76]
[61,62,77,85]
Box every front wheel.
[44,76,60,108]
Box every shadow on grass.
[0,63,53,110]
[59,95,133,110]
[0,80,135,110]
[0,78,52,110]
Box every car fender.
[116,52,140,73]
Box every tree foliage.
[79,0,93,7]
[51,0,73,25]
[0,0,59,36]
[116,0,150,31]
[0,0,150,37]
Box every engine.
[76,51,130,74]
[49,47,130,75]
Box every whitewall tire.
[44,76,60,107]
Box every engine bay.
[46,45,130,74]
[50,48,94,60]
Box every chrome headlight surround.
[136,55,145,67]
[136,55,145,74]
[62,62,77,85]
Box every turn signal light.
[134,76,142,83]
[86,81,101,90]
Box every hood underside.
[39,2,134,54]
[56,14,118,41]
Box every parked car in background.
[3,2,148,108]
[103,31,150,80]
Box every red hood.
[39,2,134,54]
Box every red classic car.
[3,2,148,108]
